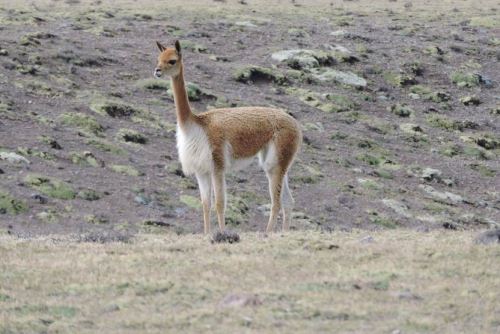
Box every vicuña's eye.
[168,60,177,65]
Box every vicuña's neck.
[171,65,193,127]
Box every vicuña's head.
[154,40,182,78]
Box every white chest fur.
[176,123,213,175]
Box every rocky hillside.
[0,0,498,235]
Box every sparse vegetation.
[23,174,76,200]
[59,112,104,136]
[0,189,27,215]
[1,231,498,333]
[110,164,143,177]
[233,66,287,85]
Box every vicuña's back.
[154,40,301,233]
[195,107,301,162]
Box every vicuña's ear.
[156,41,166,52]
[175,40,182,56]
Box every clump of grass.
[59,112,104,136]
[36,209,60,224]
[116,129,148,144]
[388,104,413,117]
[427,115,478,132]
[225,194,250,226]
[77,189,102,201]
[469,164,496,177]
[135,78,170,91]
[179,40,208,53]
[357,153,382,166]
[292,164,324,184]
[233,65,287,85]
[24,174,76,200]
[383,72,416,87]
[439,144,463,157]
[19,32,57,46]
[409,85,450,102]
[85,214,109,224]
[91,101,139,118]
[0,189,28,215]
[85,138,125,155]
[368,210,397,228]
[324,94,357,113]
[179,195,201,210]
[450,71,480,87]
[70,151,103,167]
[110,164,143,177]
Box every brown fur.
[155,41,302,233]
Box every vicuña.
[154,40,302,233]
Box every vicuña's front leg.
[212,170,226,232]
[196,173,212,234]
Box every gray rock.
[382,199,412,218]
[474,229,500,245]
[419,185,464,205]
[0,152,30,164]
[271,49,320,69]
[311,69,367,87]
[30,193,48,204]
[134,195,151,205]
[421,168,442,182]
[330,30,347,37]
[235,21,258,28]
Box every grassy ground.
[1,230,498,333]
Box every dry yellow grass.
[1,230,498,333]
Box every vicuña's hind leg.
[281,173,294,231]
[265,167,284,233]
[211,170,226,232]
[196,172,211,234]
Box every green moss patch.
[59,112,104,136]
[450,72,480,88]
[383,72,416,87]
[86,138,125,155]
[469,164,496,177]
[427,115,478,132]
[77,189,102,201]
[409,85,450,102]
[110,165,143,176]
[0,189,28,215]
[135,78,171,90]
[368,211,398,229]
[388,104,413,117]
[226,194,250,226]
[70,151,103,167]
[24,174,76,200]
[180,195,201,210]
